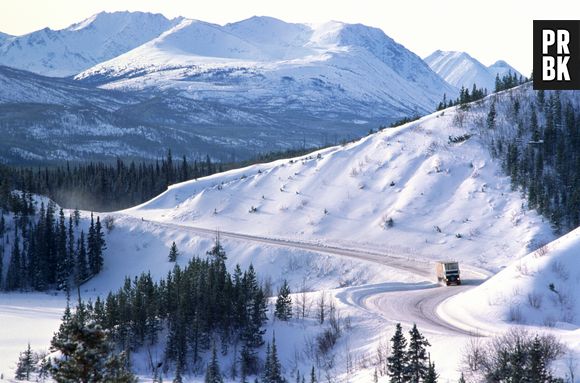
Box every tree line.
[437,71,528,112]
[485,88,580,232]
[0,195,106,291]
[0,146,332,213]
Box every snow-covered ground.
[126,99,553,272]
[4,90,580,382]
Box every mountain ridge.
[424,50,522,91]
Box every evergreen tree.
[87,213,104,276]
[487,102,496,129]
[458,373,466,383]
[50,302,136,383]
[207,233,227,261]
[527,336,549,382]
[168,242,179,262]
[15,343,34,381]
[6,231,22,290]
[56,208,69,290]
[76,231,89,283]
[424,361,438,383]
[263,334,284,383]
[205,345,224,383]
[406,324,431,383]
[94,216,105,274]
[275,280,292,321]
[387,323,408,383]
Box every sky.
[1,0,579,75]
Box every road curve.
[140,219,487,336]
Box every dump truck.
[436,261,461,286]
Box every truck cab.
[436,261,461,286]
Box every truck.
[436,261,461,286]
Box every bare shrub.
[527,291,543,309]
[535,242,550,257]
[509,304,524,323]
[103,215,115,233]
[551,260,569,281]
[461,328,564,381]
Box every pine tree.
[275,280,292,321]
[527,336,549,382]
[207,232,227,261]
[406,324,431,383]
[205,345,224,383]
[76,231,88,283]
[387,323,408,383]
[94,216,105,273]
[424,361,438,383]
[310,366,316,383]
[458,373,466,383]
[6,231,22,290]
[50,302,136,383]
[87,213,96,274]
[264,334,284,383]
[168,242,179,262]
[15,343,34,380]
[56,208,69,290]
[487,102,496,129]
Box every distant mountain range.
[424,50,522,91]
[0,12,519,163]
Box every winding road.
[143,219,489,337]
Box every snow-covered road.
[143,219,490,338]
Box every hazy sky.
[1,0,579,75]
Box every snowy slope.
[0,11,179,77]
[76,17,456,117]
[425,50,521,91]
[444,225,580,331]
[125,95,553,271]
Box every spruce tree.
[94,216,105,273]
[458,373,466,383]
[275,280,292,321]
[387,323,408,383]
[15,343,34,381]
[424,361,438,383]
[168,242,179,262]
[310,366,316,383]
[487,102,496,129]
[207,233,227,261]
[6,231,22,290]
[406,324,431,383]
[527,336,549,382]
[76,231,88,283]
[50,302,136,383]
[205,345,224,383]
[265,334,284,383]
[87,213,95,271]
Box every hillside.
[0,66,370,163]
[125,89,553,271]
[425,50,521,91]
[444,226,580,331]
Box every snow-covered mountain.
[488,59,522,79]
[424,50,521,91]
[75,16,456,118]
[0,11,179,77]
